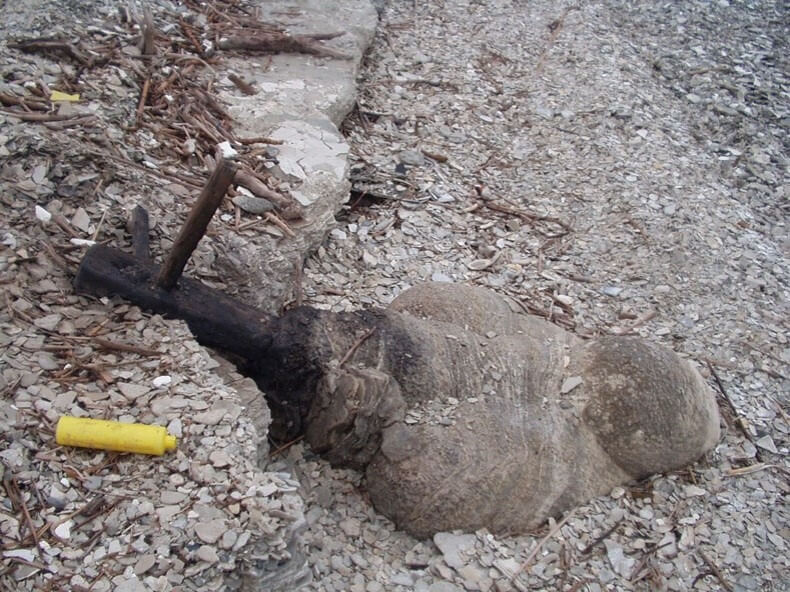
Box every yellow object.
[50,90,80,102]
[56,416,177,456]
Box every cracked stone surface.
[218,0,378,314]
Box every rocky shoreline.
[1,0,787,591]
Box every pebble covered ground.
[0,1,316,590]
[292,0,788,591]
[0,0,787,591]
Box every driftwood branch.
[8,38,93,66]
[156,158,237,290]
[217,32,351,59]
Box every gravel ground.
[0,2,318,590]
[291,0,789,590]
[0,0,787,591]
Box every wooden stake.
[128,205,151,262]
[141,8,156,56]
[156,158,236,290]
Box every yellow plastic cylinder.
[56,416,177,456]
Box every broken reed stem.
[697,550,734,592]
[136,78,151,123]
[156,158,237,291]
[706,361,762,461]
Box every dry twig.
[157,158,237,290]
[697,550,734,592]
[514,510,575,579]
[234,167,304,219]
[268,435,304,458]
[421,149,448,163]
[228,73,257,95]
[136,78,151,123]
[264,212,296,238]
[580,517,624,555]
[2,473,41,549]
[8,38,92,66]
[0,92,48,111]
[0,110,84,122]
[339,328,377,367]
[237,136,283,145]
[140,7,157,56]
[91,337,161,357]
[706,361,762,461]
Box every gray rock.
[399,150,425,166]
[428,582,463,592]
[433,532,477,569]
[133,554,156,575]
[194,520,226,544]
[232,194,274,215]
[197,545,219,564]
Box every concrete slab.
[212,0,378,314]
[222,0,377,124]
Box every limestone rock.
[287,283,720,537]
